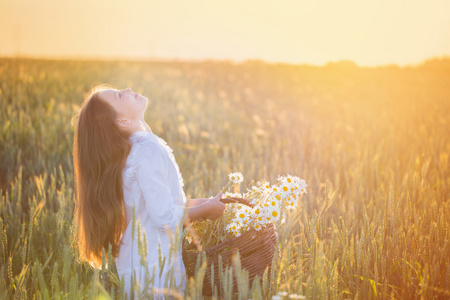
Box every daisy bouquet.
[185,172,307,248]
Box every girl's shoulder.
[126,134,168,167]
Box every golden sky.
[1,0,449,66]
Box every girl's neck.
[128,119,152,135]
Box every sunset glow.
[0,0,449,66]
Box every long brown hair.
[72,84,132,269]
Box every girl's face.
[98,88,148,123]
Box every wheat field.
[0,57,449,299]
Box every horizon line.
[1,53,449,69]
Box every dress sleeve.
[136,142,186,232]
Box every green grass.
[0,57,449,299]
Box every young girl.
[72,84,225,299]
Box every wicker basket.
[182,197,278,296]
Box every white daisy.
[235,208,250,223]
[228,172,244,184]
[266,205,281,221]
[226,222,240,232]
[268,193,281,207]
[260,181,271,192]
[286,199,298,209]
[223,192,243,198]
[255,213,266,224]
[264,213,273,222]
[292,176,307,190]
[253,222,262,231]
[251,205,262,217]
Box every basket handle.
[220,197,254,208]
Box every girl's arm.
[186,198,209,207]
[184,193,225,222]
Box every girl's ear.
[116,118,131,128]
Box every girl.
[72,84,225,299]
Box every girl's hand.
[203,193,225,221]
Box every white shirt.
[116,130,187,299]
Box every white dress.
[116,130,187,299]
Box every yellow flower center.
[287,178,292,183]
[239,213,245,218]
[272,211,278,217]
[283,186,288,192]
[255,209,260,214]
